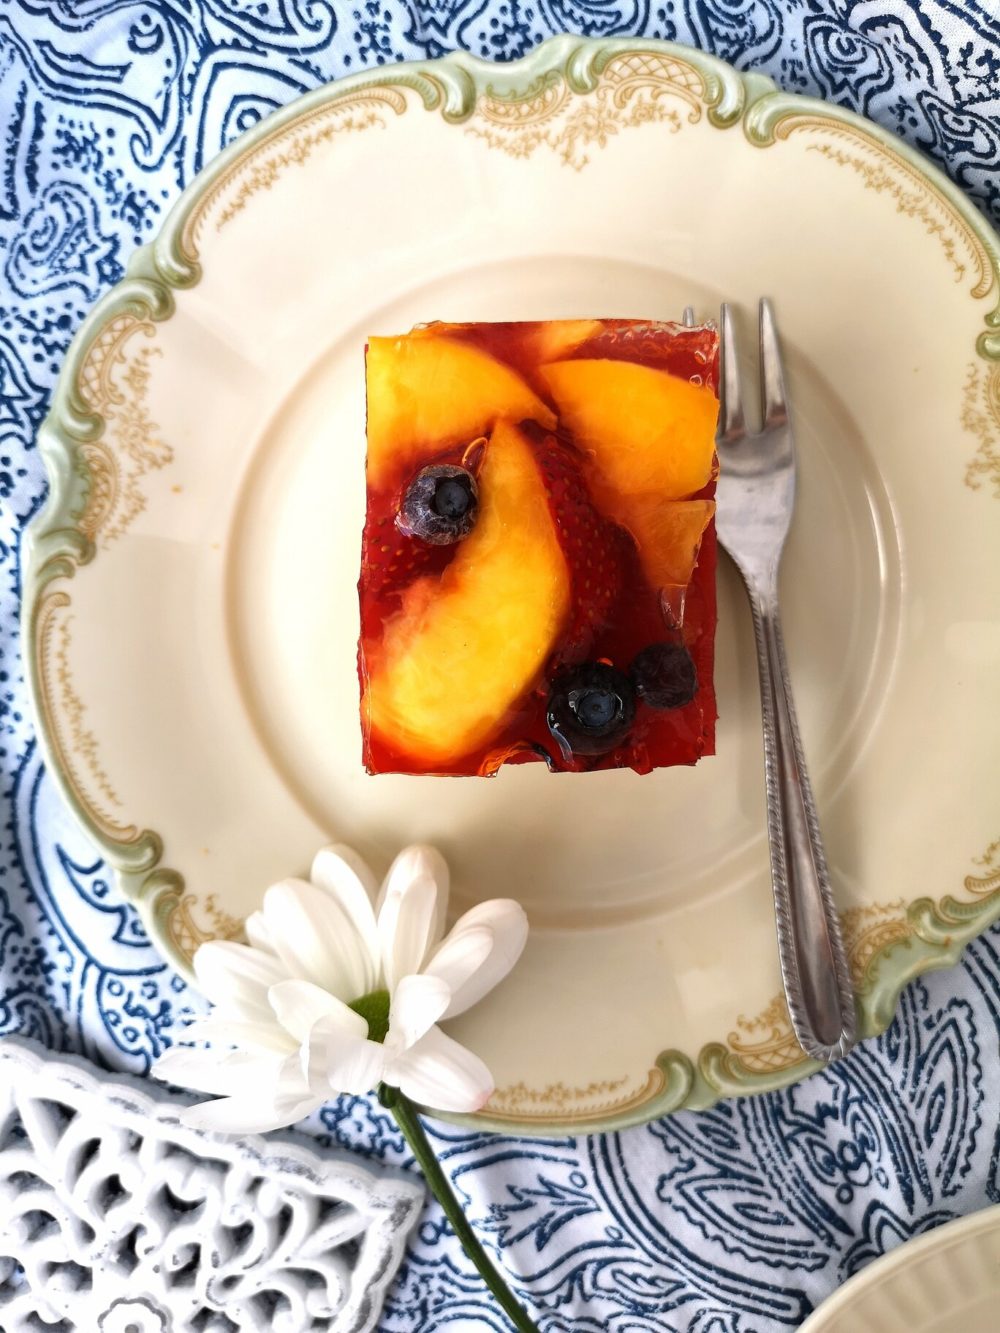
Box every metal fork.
[707,300,856,1063]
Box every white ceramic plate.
[800,1206,1000,1333]
[24,37,1000,1132]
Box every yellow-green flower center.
[349,988,390,1043]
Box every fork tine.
[759,298,788,427]
[681,305,696,328]
[719,303,745,440]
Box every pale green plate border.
[22,35,1000,1135]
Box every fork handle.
[748,590,857,1062]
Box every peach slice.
[540,358,718,503]
[624,498,716,591]
[404,320,604,363]
[363,420,571,767]
[366,335,556,489]
[526,319,604,363]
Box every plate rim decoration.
[22,33,1000,1134]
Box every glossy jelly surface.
[359,319,719,776]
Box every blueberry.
[398,465,479,545]
[433,477,473,520]
[631,642,697,710]
[547,662,636,759]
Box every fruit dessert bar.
[358,319,719,776]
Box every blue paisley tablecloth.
[2,4,999,1330]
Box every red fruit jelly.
[359,318,719,776]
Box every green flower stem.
[380,1084,541,1333]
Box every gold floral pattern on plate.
[745,113,998,304]
[712,903,908,1083]
[163,893,246,961]
[725,995,806,1078]
[26,314,171,866]
[699,843,1000,1092]
[31,594,144,848]
[488,1070,665,1124]
[75,315,170,547]
[963,360,1000,498]
[182,87,408,253]
[468,51,704,169]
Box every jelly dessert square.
[359,319,719,777]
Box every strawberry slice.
[359,506,454,640]
[525,424,627,662]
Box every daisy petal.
[378,870,440,994]
[378,844,450,944]
[431,899,529,1019]
[174,1047,320,1133]
[268,978,367,1045]
[245,910,277,955]
[423,924,493,1006]
[386,1025,494,1114]
[154,1048,278,1098]
[179,1090,322,1135]
[310,845,381,967]
[263,879,374,1000]
[387,974,450,1050]
[179,1017,296,1055]
[306,1016,386,1096]
[193,941,288,1021]
[270,1048,323,1121]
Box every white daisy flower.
[154,844,528,1132]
